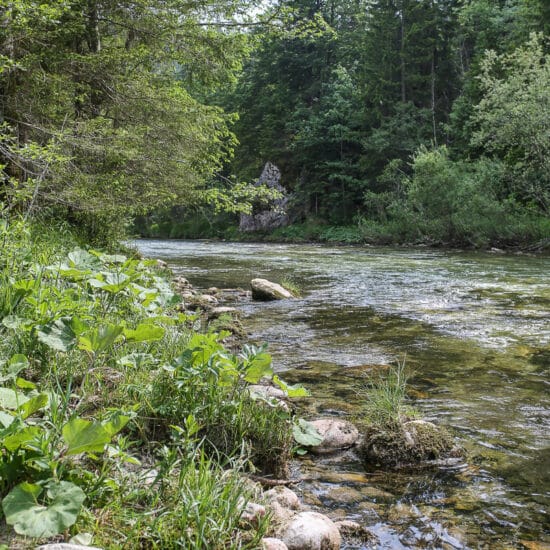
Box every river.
[136,239,549,549]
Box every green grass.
[359,359,418,427]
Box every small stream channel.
[136,239,549,549]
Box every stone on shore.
[280,511,341,550]
[251,279,293,301]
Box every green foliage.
[3,481,86,538]
[292,418,323,447]
[0,0,260,240]
[0,217,301,545]
[471,33,550,213]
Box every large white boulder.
[251,279,293,301]
[280,511,341,550]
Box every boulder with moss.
[359,419,458,468]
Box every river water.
[136,239,549,549]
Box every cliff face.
[239,162,289,232]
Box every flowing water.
[136,240,549,549]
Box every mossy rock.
[359,419,457,468]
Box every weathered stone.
[239,163,289,232]
[156,259,168,269]
[251,278,293,301]
[334,520,376,546]
[248,384,290,411]
[206,287,219,294]
[261,538,289,550]
[324,485,366,504]
[264,486,301,528]
[173,276,191,289]
[307,418,360,454]
[36,545,103,550]
[200,294,219,305]
[249,385,288,401]
[280,511,341,550]
[264,486,301,510]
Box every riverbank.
[135,218,550,253]
[0,219,298,548]
[1,219,378,550]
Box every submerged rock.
[251,278,293,301]
[280,511,341,550]
[334,520,377,546]
[359,419,457,468]
[307,418,360,454]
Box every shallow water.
[136,240,550,549]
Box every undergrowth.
[0,216,305,548]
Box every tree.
[471,33,549,213]
[0,0,254,234]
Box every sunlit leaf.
[273,375,310,397]
[292,418,323,447]
[62,418,110,455]
[2,480,85,538]
[123,323,165,343]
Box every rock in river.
[307,418,360,454]
[251,278,293,301]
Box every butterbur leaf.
[0,411,15,427]
[244,352,273,383]
[36,318,76,352]
[123,323,165,343]
[0,354,29,382]
[62,418,110,455]
[0,387,29,410]
[2,480,85,538]
[78,324,124,354]
[67,249,99,269]
[15,377,35,390]
[19,393,48,418]
[273,375,310,397]
[70,533,94,546]
[3,426,41,451]
[101,411,131,438]
[292,419,323,447]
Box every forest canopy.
[1,0,549,247]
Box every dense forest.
[147,0,550,248]
[1,0,549,247]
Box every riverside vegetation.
[0,217,317,548]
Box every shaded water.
[136,240,549,549]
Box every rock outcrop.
[239,163,289,232]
